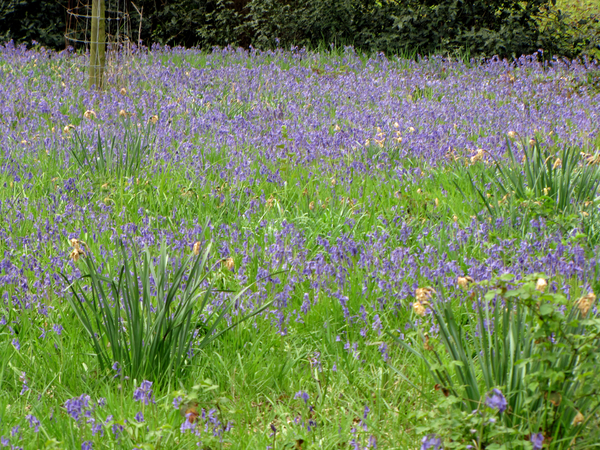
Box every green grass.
[1,48,599,449]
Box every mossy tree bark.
[89,0,106,89]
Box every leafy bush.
[0,0,67,49]
[1,0,598,59]
[63,240,265,383]
[397,273,600,449]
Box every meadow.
[0,41,600,449]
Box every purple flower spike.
[294,391,309,404]
[421,434,443,450]
[133,380,155,405]
[485,388,508,414]
[531,432,544,450]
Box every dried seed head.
[535,278,548,293]
[393,122,400,128]
[542,187,551,196]
[412,301,427,317]
[572,411,584,426]
[330,178,336,186]
[415,287,435,303]
[334,124,341,131]
[507,131,517,140]
[266,196,275,208]
[309,201,315,211]
[148,115,159,124]
[63,124,75,134]
[192,241,201,256]
[457,276,474,289]
[434,198,439,208]
[453,215,458,222]
[408,127,415,133]
[120,87,127,95]
[470,148,484,164]
[119,109,128,118]
[529,138,536,146]
[577,292,596,317]
[83,110,96,119]
[223,257,235,271]
[552,158,562,169]
[423,333,433,351]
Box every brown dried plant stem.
[89,0,106,89]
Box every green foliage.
[1,0,598,59]
[62,241,263,383]
[397,273,600,449]
[0,0,67,49]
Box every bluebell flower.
[294,391,309,404]
[26,414,40,432]
[133,380,155,405]
[531,432,544,450]
[485,389,508,413]
[421,434,442,450]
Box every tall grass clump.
[69,120,155,179]
[62,241,262,383]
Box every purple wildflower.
[81,441,93,450]
[421,434,443,450]
[133,380,155,405]
[294,391,309,404]
[531,433,544,450]
[485,389,508,414]
[135,411,144,422]
[25,415,40,432]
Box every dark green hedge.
[0,0,598,59]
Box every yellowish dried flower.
[457,276,474,289]
[542,187,551,196]
[412,301,427,317]
[364,139,370,146]
[507,131,517,140]
[529,138,536,146]
[63,124,75,134]
[83,110,96,119]
[393,122,400,128]
[470,148,484,164]
[266,196,275,208]
[69,239,87,262]
[577,292,596,317]
[192,241,201,256]
[119,109,128,118]
[309,201,315,211]
[334,124,341,131]
[120,87,127,95]
[535,278,548,293]
[572,411,584,426]
[148,115,159,124]
[453,215,458,222]
[223,257,235,271]
[374,138,385,148]
[434,198,439,208]
[415,287,435,303]
[552,158,562,169]
[330,178,336,186]
[416,188,422,194]
[408,127,415,133]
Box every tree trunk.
[89,0,106,89]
